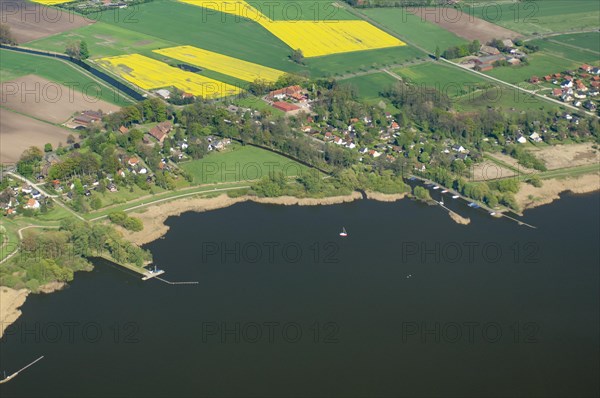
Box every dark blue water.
[1,193,598,397]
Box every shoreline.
[515,173,600,214]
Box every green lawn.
[549,32,600,53]
[392,63,488,97]
[181,144,311,184]
[231,96,285,117]
[362,8,468,53]
[0,49,132,106]
[469,1,600,35]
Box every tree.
[90,197,102,210]
[290,48,304,65]
[65,41,80,59]
[435,45,440,60]
[44,143,53,152]
[67,134,76,144]
[79,40,89,60]
[0,23,16,45]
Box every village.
[530,64,600,112]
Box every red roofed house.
[580,64,592,72]
[128,157,140,167]
[268,85,302,100]
[119,125,129,134]
[272,102,300,113]
[149,121,173,144]
[530,76,540,84]
[552,88,563,96]
[25,198,40,210]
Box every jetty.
[0,356,44,384]
[409,175,537,229]
[94,254,166,281]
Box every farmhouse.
[480,45,500,55]
[473,55,505,71]
[155,89,171,100]
[149,121,173,143]
[268,85,302,100]
[272,102,300,113]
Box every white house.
[516,135,527,144]
[529,132,542,143]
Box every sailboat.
[440,198,444,205]
[339,227,348,237]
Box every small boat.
[452,195,459,199]
[439,199,444,205]
[490,212,496,216]
[468,202,480,208]
[432,186,440,190]
[339,227,348,237]
[408,176,417,181]
[441,190,448,193]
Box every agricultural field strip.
[178,0,405,57]
[96,54,243,98]
[154,46,284,82]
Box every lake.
[1,192,599,397]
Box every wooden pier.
[409,175,537,229]
[0,356,44,384]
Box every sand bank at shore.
[0,287,29,339]
[449,211,471,225]
[515,173,600,212]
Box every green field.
[485,51,596,85]
[527,39,600,64]
[392,63,488,97]
[27,22,178,58]
[457,84,562,112]
[26,0,422,79]
[247,0,358,21]
[362,8,468,53]
[469,0,600,35]
[181,144,311,184]
[341,72,398,101]
[549,32,600,53]
[0,49,132,106]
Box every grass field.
[181,144,310,184]
[341,72,398,101]
[548,32,600,53]
[526,39,600,64]
[485,51,596,85]
[247,0,358,21]
[457,84,562,112]
[469,0,600,35]
[362,8,469,53]
[27,22,178,59]
[0,49,131,106]
[392,63,488,97]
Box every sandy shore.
[124,192,364,245]
[0,287,29,339]
[515,172,600,212]
[364,191,408,202]
[38,281,67,294]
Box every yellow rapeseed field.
[259,20,406,57]
[154,46,284,83]
[97,54,242,99]
[177,0,405,57]
[29,0,74,4]
[178,0,266,21]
